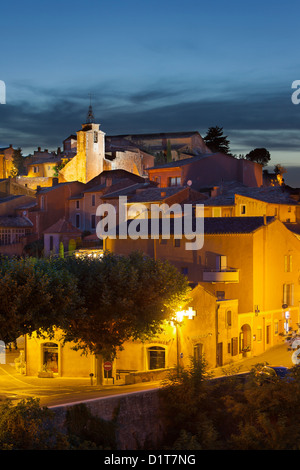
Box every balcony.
[203,268,239,283]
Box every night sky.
[1,0,300,185]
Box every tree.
[56,251,191,359]
[166,140,172,162]
[203,126,231,154]
[0,398,68,450]
[0,257,83,344]
[245,148,271,167]
[11,147,25,176]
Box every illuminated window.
[148,346,165,370]
[42,342,58,374]
[284,255,292,272]
[212,207,222,217]
[257,328,262,342]
[168,177,181,187]
[226,310,232,327]
[283,283,294,306]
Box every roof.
[0,216,33,228]
[108,131,200,141]
[200,183,299,206]
[43,217,82,235]
[102,183,148,199]
[127,186,187,203]
[147,152,223,170]
[27,157,62,165]
[114,216,275,237]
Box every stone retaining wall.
[51,389,165,450]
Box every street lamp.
[174,307,196,369]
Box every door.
[216,342,223,367]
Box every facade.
[24,283,238,380]
[0,145,15,179]
[199,183,300,223]
[105,216,300,366]
[147,152,263,189]
[43,217,82,256]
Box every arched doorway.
[240,324,252,355]
[42,342,59,374]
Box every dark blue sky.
[1,0,300,184]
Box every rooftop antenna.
[86,93,95,124]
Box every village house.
[147,152,263,189]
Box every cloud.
[1,80,300,159]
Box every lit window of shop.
[42,342,59,374]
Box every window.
[284,255,292,272]
[49,236,54,251]
[226,310,232,328]
[76,200,80,209]
[257,327,262,342]
[283,283,294,306]
[174,238,181,247]
[91,214,96,229]
[168,177,181,187]
[194,343,203,362]
[274,321,279,335]
[212,207,222,217]
[160,238,167,245]
[42,342,58,373]
[240,204,246,215]
[40,196,45,210]
[181,267,188,276]
[92,194,96,207]
[94,132,98,143]
[148,346,165,370]
[231,337,238,356]
[75,214,80,229]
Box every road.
[0,363,161,408]
[0,340,296,408]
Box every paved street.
[0,340,296,408]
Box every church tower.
[78,104,106,183]
[58,104,106,184]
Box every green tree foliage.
[0,253,189,358]
[159,361,300,450]
[166,140,172,162]
[0,398,116,450]
[57,251,190,358]
[203,126,231,154]
[0,257,83,343]
[11,147,25,176]
[0,398,68,450]
[245,147,271,167]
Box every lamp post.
[175,307,196,370]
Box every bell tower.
[76,103,106,183]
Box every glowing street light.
[174,307,196,369]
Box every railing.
[203,268,239,283]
